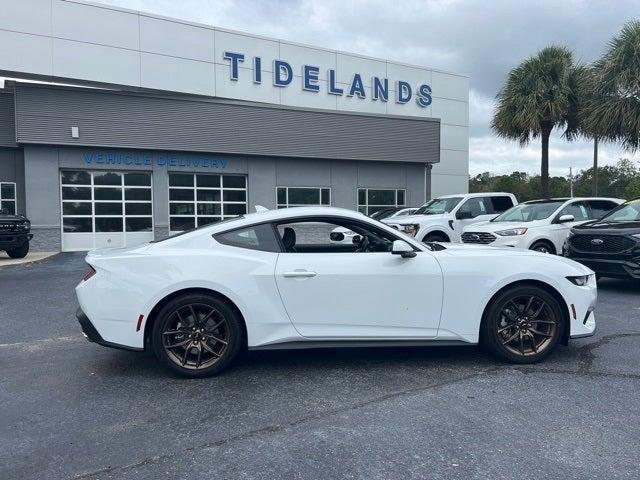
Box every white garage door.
[60,170,154,251]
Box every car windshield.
[370,208,397,220]
[414,197,463,215]
[492,201,565,222]
[599,199,640,222]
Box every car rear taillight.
[83,266,96,281]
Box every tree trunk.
[540,124,552,198]
[592,137,599,196]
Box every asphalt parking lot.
[1,253,639,480]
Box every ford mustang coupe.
[76,207,597,377]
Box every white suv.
[461,197,624,254]
[383,192,517,243]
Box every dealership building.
[0,0,469,252]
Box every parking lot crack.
[70,366,500,480]
[577,332,640,374]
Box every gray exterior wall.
[13,83,440,165]
[0,91,16,147]
[22,145,428,249]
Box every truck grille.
[461,232,496,244]
[569,234,636,254]
[0,222,20,232]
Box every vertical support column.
[424,164,433,203]
[152,166,169,240]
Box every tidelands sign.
[222,51,433,108]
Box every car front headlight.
[566,274,595,286]
[495,227,528,236]
[401,224,420,237]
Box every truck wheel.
[423,233,449,243]
[6,242,29,259]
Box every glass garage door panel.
[60,170,154,251]
[168,173,248,234]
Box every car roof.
[435,192,514,199]
[522,197,624,204]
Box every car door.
[451,196,495,240]
[548,201,590,249]
[273,218,443,339]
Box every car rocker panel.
[75,206,597,377]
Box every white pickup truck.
[382,192,518,243]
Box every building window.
[169,173,247,232]
[0,182,17,215]
[60,170,153,233]
[357,188,405,215]
[276,187,330,208]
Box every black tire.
[529,240,556,255]
[151,293,244,378]
[423,233,449,243]
[6,242,29,259]
[480,285,564,364]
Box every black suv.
[566,198,640,280]
[0,207,32,259]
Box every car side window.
[587,200,618,219]
[559,202,589,221]
[490,196,514,213]
[458,197,489,218]
[276,219,399,253]
[214,223,280,252]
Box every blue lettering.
[416,84,432,107]
[372,77,388,102]
[328,69,343,95]
[303,65,320,92]
[253,57,262,84]
[348,74,366,98]
[396,81,412,104]
[223,51,244,81]
[96,153,104,164]
[83,153,93,165]
[273,60,293,87]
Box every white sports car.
[76,207,597,377]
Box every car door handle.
[283,270,317,278]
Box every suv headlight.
[566,274,595,286]
[21,221,30,230]
[401,224,420,237]
[496,227,528,236]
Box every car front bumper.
[76,307,143,352]
[0,232,32,249]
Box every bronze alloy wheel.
[481,285,564,363]
[161,303,230,370]
[496,295,557,357]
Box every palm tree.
[492,46,582,198]
[581,20,640,153]
[578,66,602,196]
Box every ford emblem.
[591,238,604,245]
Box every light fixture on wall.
[71,126,79,139]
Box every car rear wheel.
[151,293,243,378]
[6,242,29,259]
[481,285,564,363]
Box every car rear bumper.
[76,307,143,352]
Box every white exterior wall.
[0,0,469,199]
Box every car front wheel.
[151,293,244,378]
[6,242,29,259]
[481,285,564,363]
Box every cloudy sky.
[89,1,640,175]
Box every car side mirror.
[330,232,344,242]
[456,210,473,220]
[558,214,575,223]
[391,240,416,258]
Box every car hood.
[573,220,640,234]
[383,213,449,225]
[439,243,593,273]
[0,214,27,222]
